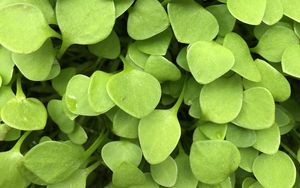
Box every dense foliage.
[1,0,300,187]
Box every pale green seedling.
[227,0,266,25]
[168,0,219,43]
[187,41,234,84]
[0,3,59,54]
[127,0,169,40]
[233,87,275,130]
[200,75,243,123]
[190,140,240,184]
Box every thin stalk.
[86,160,103,175]
[57,40,71,59]
[170,76,187,114]
[16,76,25,99]
[83,129,107,159]
[281,143,298,161]
[12,131,31,152]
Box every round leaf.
[253,151,296,188]
[282,0,300,22]
[190,140,240,184]
[0,47,14,85]
[168,0,219,43]
[253,124,280,154]
[198,122,228,140]
[200,75,243,123]
[0,3,59,54]
[239,148,259,172]
[139,110,181,164]
[187,41,234,84]
[227,0,266,25]
[127,0,169,40]
[263,0,283,25]
[282,44,300,78]
[112,162,145,187]
[114,0,134,18]
[107,69,161,118]
[233,87,275,130]
[112,109,139,139]
[226,124,256,148]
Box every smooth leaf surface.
[226,124,256,148]
[112,109,139,139]
[253,124,280,154]
[282,44,300,78]
[0,47,14,85]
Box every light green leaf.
[253,124,280,154]
[199,122,228,140]
[243,59,291,102]
[112,109,139,139]
[282,44,300,78]
[226,124,256,148]
[130,173,159,188]
[190,140,240,184]
[200,75,243,123]
[168,0,219,43]
[184,76,202,106]
[223,32,261,82]
[67,124,87,145]
[112,162,145,187]
[114,0,134,18]
[139,110,181,164]
[65,74,98,116]
[176,47,190,72]
[12,40,55,81]
[233,87,275,130]
[187,41,234,84]
[101,141,142,171]
[127,0,169,40]
[47,169,87,188]
[0,3,59,54]
[150,156,178,187]
[227,0,266,25]
[253,151,296,188]
[136,28,172,56]
[282,0,300,22]
[127,43,149,69]
[207,4,236,37]
[263,0,283,25]
[107,69,161,118]
[88,31,120,59]
[239,148,259,172]
[51,67,76,96]
[252,26,299,62]
[56,0,115,53]
[0,47,14,85]
[145,55,181,82]
[88,71,115,114]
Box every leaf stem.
[12,131,31,152]
[161,0,171,6]
[120,55,133,72]
[86,160,103,175]
[83,129,107,159]
[57,40,71,59]
[280,142,298,161]
[170,77,187,114]
[16,75,25,99]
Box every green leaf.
[136,28,173,56]
[51,67,76,96]
[47,169,88,188]
[114,0,134,18]
[112,162,145,187]
[244,59,290,102]
[101,141,142,171]
[190,140,240,184]
[168,0,219,43]
[282,44,300,78]
[65,74,98,116]
[223,32,261,82]
[12,40,56,81]
[130,173,159,188]
[88,71,115,114]
[127,43,149,68]
[232,87,275,130]
[239,148,259,172]
[252,26,299,63]
[226,124,256,148]
[144,55,181,82]
[193,126,209,141]
[253,151,296,188]
[176,47,190,72]
[67,124,88,145]
[127,0,169,40]
[1,96,47,130]
[227,0,266,25]
[207,4,236,37]
[173,151,198,188]
[47,99,75,134]
[184,76,202,106]
[187,41,234,84]
[253,124,280,154]
[139,110,181,164]
[0,87,14,113]
[112,109,139,139]
[150,156,178,187]
[107,69,161,118]
[0,3,59,54]
[88,31,121,60]
[198,122,228,140]
[56,0,115,53]
[282,0,300,22]
[263,0,283,25]
[200,75,243,123]
[21,141,85,184]
[0,47,14,85]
